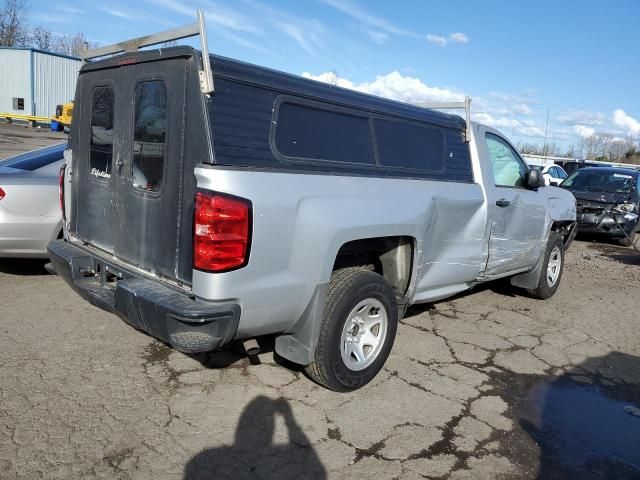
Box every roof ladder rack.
[81,10,214,94]
[416,96,472,142]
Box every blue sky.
[32,0,640,151]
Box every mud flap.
[274,284,327,365]
[510,250,545,289]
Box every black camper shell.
[68,46,473,287]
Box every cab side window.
[485,133,528,188]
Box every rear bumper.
[47,240,240,353]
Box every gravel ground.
[1,130,640,479]
[0,123,67,160]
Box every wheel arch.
[275,235,415,366]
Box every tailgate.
[69,55,194,285]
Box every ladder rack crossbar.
[82,10,214,94]
[417,96,472,142]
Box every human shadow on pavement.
[184,396,326,480]
[510,351,640,480]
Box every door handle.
[496,199,511,208]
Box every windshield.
[0,143,66,171]
[562,170,638,194]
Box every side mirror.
[526,169,543,189]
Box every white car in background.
[0,143,66,258]
[529,164,569,186]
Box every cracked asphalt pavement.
[2,124,640,479]
[2,238,640,479]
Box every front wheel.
[304,268,398,392]
[526,233,565,300]
[619,228,636,247]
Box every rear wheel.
[304,267,398,392]
[526,233,564,300]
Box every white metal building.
[0,47,81,118]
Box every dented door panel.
[479,126,548,276]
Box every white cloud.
[426,34,447,46]
[574,125,596,138]
[426,32,470,46]
[301,70,465,103]
[488,91,537,104]
[473,94,536,120]
[320,0,417,37]
[300,71,636,146]
[472,113,522,129]
[147,0,193,17]
[277,21,320,54]
[240,0,328,55]
[301,71,541,138]
[517,126,545,138]
[448,32,469,43]
[98,6,133,20]
[613,109,640,136]
[556,109,606,126]
[204,4,263,35]
[149,0,260,34]
[366,30,389,45]
[512,103,533,115]
[472,113,546,138]
[59,5,83,15]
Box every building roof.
[0,46,81,62]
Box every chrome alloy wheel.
[340,298,388,371]
[546,245,562,287]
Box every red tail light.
[58,165,66,220]
[194,191,251,272]
[0,187,5,201]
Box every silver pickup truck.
[48,15,576,391]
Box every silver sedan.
[0,143,66,258]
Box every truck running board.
[81,10,214,94]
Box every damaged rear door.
[72,56,189,283]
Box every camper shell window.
[274,101,375,166]
[89,86,114,180]
[272,98,448,173]
[374,118,445,172]
[132,80,168,193]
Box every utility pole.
[541,109,550,157]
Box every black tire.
[304,267,398,392]
[619,229,636,247]
[526,232,565,300]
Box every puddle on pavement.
[514,377,640,478]
[142,341,172,365]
